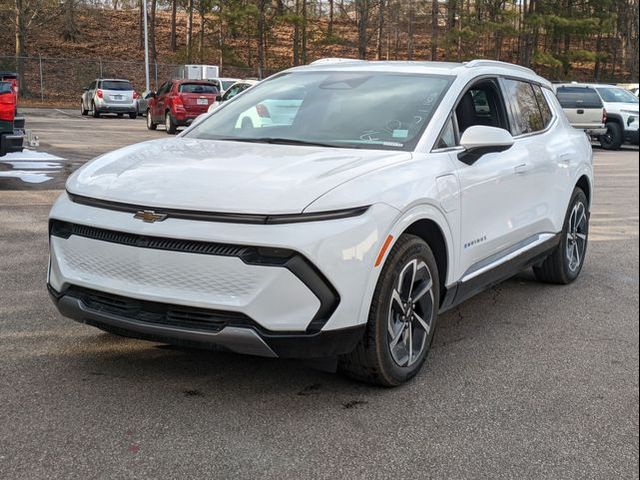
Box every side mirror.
[215,94,223,102]
[458,125,514,165]
[82,87,89,91]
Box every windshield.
[186,71,454,151]
[596,87,639,104]
[179,83,218,94]
[221,80,238,90]
[101,80,133,91]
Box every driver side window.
[455,80,510,135]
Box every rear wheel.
[533,188,589,284]
[92,102,100,118]
[146,110,156,130]
[600,121,623,150]
[339,234,440,387]
[165,111,177,134]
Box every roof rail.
[309,58,365,65]
[464,59,537,76]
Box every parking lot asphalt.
[0,109,638,479]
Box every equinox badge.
[134,210,168,223]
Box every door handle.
[514,163,529,174]
[560,153,572,165]
[577,109,584,114]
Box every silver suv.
[81,79,137,119]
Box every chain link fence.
[0,56,264,107]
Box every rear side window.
[0,82,12,94]
[179,83,218,94]
[532,85,553,129]
[101,80,133,91]
[503,79,544,135]
[556,87,603,109]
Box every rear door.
[556,86,604,129]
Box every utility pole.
[142,0,150,92]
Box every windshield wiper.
[212,137,338,148]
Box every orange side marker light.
[374,235,394,267]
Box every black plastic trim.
[66,192,369,225]
[49,220,340,333]
[49,284,363,358]
[444,233,561,310]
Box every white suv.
[48,60,593,386]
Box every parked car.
[135,90,154,116]
[146,79,219,134]
[0,81,23,156]
[218,77,241,93]
[48,60,593,386]
[554,84,607,139]
[207,80,259,113]
[557,82,639,149]
[81,78,138,119]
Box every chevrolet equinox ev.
[48,60,593,386]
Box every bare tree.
[170,0,177,51]
[61,0,80,42]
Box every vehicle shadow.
[56,269,552,400]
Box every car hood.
[67,138,411,214]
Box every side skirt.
[440,233,561,313]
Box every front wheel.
[80,101,88,116]
[129,112,137,120]
[339,234,440,386]
[533,188,589,284]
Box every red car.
[146,79,219,134]
[0,73,23,157]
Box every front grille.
[50,220,250,258]
[68,286,254,332]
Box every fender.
[354,202,457,327]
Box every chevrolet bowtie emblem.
[134,210,168,223]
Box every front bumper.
[624,128,639,145]
[48,284,365,358]
[48,193,398,354]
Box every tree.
[61,0,80,42]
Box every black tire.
[165,111,177,134]
[117,113,123,118]
[146,110,156,130]
[600,121,623,150]
[80,101,88,116]
[92,102,100,118]
[129,112,137,120]
[339,234,440,387]
[533,188,589,284]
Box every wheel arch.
[403,219,449,302]
[575,174,591,207]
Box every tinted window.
[0,82,12,94]
[189,72,454,151]
[556,87,603,109]
[533,85,553,128]
[157,82,170,96]
[596,87,639,104]
[101,80,133,91]
[503,79,544,135]
[455,80,509,134]
[179,83,218,94]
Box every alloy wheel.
[387,258,435,367]
[566,201,588,272]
